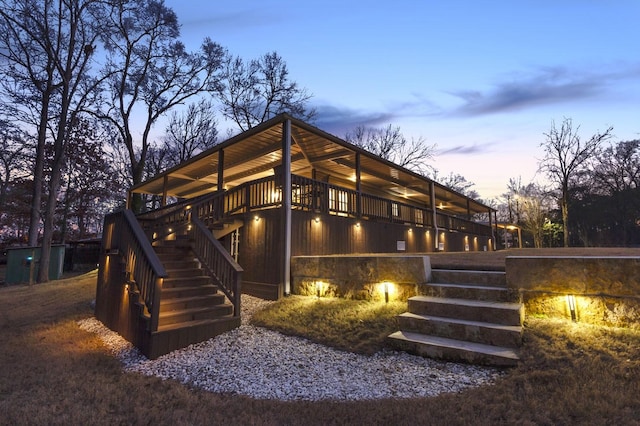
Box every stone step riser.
[388,334,518,367]
[408,299,523,326]
[397,314,522,348]
[431,270,506,287]
[420,284,518,303]
[158,306,234,327]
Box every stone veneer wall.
[506,256,640,328]
[291,255,431,301]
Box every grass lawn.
[0,249,639,425]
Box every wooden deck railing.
[179,174,489,236]
[102,210,167,332]
[191,216,242,316]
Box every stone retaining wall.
[291,254,431,301]
[506,256,640,328]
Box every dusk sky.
[165,0,639,200]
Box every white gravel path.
[78,295,503,401]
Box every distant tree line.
[499,118,639,248]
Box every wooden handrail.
[191,216,242,317]
[103,210,167,332]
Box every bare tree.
[163,99,219,167]
[216,51,315,131]
[499,178,555,248]
[0,121,28,208]
[345,124,436,176]
[97,0,224,212]
[538,118,613,247]
[0,0,105,281]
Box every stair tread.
[164,276,209,282]
[161,294,222,303]
[410,295,522,309]
[160,304,231,318]
[433,269,505,274]
[388,330,519,360]
[398,312,522,332]
[156,317,235,332]
[426,283,508,291]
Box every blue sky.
[165,0,639,200]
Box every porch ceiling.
[131,114,492,215]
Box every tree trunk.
[28,90,52,246]
[561,190,570,247]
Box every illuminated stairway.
[142,239,240,359]
[388,269,523,367]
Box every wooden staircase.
[142,239,240,359]
[388,269,523,367]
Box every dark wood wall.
[236,208,493,290]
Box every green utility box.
[5,245,66,284]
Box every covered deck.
[129,114,496,298]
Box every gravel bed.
[78,295,504,401]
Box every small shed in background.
[5,245,66,284]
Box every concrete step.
[158,304,234,326]
[408,296,523,326]
[160,293,226,310]
[387,330,519,367]
[431,269,506,287]
[397,312,522,348]
[420,282,519,303]
[161,284,217,299]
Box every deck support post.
[162,175,168,207]
[282,119,292,295]
[430,182,438,250]
[217,149,224,191]
[355,152,362,217]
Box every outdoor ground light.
[567,294,577,322]
[315,281,323,298]
[384,282,389,303]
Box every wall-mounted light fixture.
[254,215,260,222]
[567,294,577,322]
[314,217,320,223]
[355,222,360,228]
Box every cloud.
[311,95,442,137]
[437,143,493,156]
[311,104,399,137]
[179,9,282,33]
[449,66,607,116]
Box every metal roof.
[131,114,493,216]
